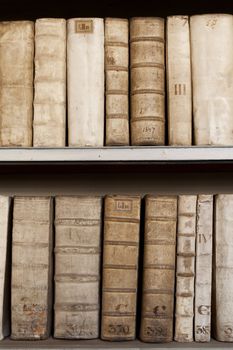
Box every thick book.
[191,14,233,145]
[54,196,102,339]
[0,196,11,340]
[67,18,104,146]
[194,194,213,342]
[130,17,165,145]
[140,195,177,342]
[175,195,197,342]
[0,21,34,146]
[33,18,66,147]
[166,16,192,145]
[213,195,233,341]
[105,18,129,146]
[101,195,141,340]
[11,197,53,340]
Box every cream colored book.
[0,21,34,146]
[105,18,129,146]
[11,197,53,340]
[33,18,66,147]
[0,196,11,340]
[167,16,192,145]
[175,195,197,342]
[67,18,104,146]
[191,14,233,145]
[54,196,102,339]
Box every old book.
[140,195,177,343]
[194,195,213,342]
[11,197,53,340]
[54,196,102,339]
[191,14,233,145]
[166,16,192,145]
[33,18,66,147]
[175,195,197,342]
[105,18,129,146]
[0,21,34,146]
[67,18,104,146]
[213,195,233,341]
[0,196,11,340]
[130,17,165,145]
[101,195,141,340]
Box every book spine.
[0,21,34,146]
[33,18,66,147]
[175,195,197,342]
[67,18,104,146]
[54,196,102,339]
[194,195,213,342]
[166,16,192,145]
[105,18,129,146]
[11,197,53,340]
[101,195,141,340]
[140,195,177,342]
[213,195,233,341]
[130,17,165,145]
[190,14,233,145]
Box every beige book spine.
[166,16,192,145]
[175,195,197,342]
[140,195,177,342]
[213,195,233,341]
[0,196,11,340]
[33,18,66,147]
[0,21,34,146]
[191,14,233,145]
[67,18,104,146]
[101,195,141,340]
[130,17,165,145]
[105,18,129,146]
[54,196,102,339]
[11,197,53,340]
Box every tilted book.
[175,195,197,342]
[0,196,11,340]
[213,195,233,341]
[54,196,102,339]
[140,195,177,342]
[101,195,141,340]
[67,18,104,146]
[33,18,66,147]
[166,16,192,145]
[194,195,213,342]
[130,17,165,145]
[105,18,129,146]
[11,197,53,340]
[190,14,233,145]
[0,21,34,146]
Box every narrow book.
[67,18,104,146]
[0,21,34,146]
[11,197,53,340]
[213,195,233,341]
[166,16,192,145]
[105,18,129,146]
[54,196,102,339]
[140,195,177,342]
[175,195,197,342]
[0,196,11,340]
[101,195,141,340]
[191,14,233,145]
[194,195,213,342]
[130,17,165,145]
[33,18,66,147]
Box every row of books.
[1,193,233,343]
[0,14,232,147]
